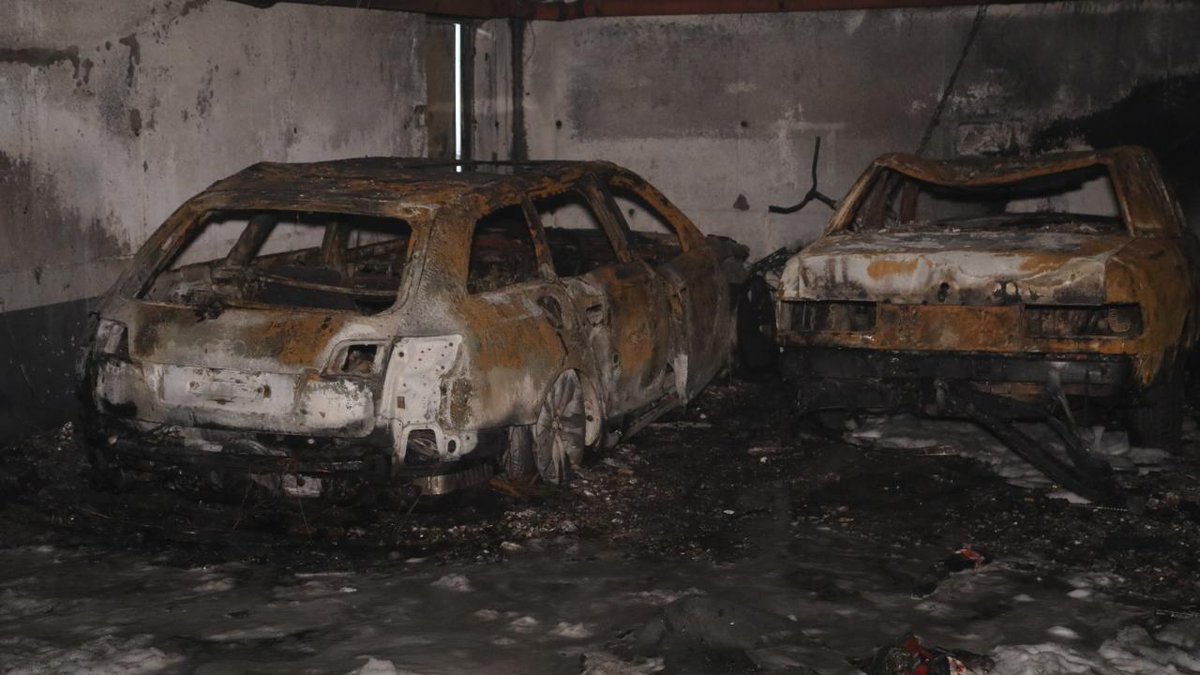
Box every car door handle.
[538,296,564,330]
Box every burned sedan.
[81,159,747,499]
[776,146,1199,453]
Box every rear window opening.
[849,165,1126,235]
[141,210,414,315]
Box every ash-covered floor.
[4,379,1200,674]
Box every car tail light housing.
[94,318,130,358]
[404,428,439,465]
[1024,304,1142,338]
[327,342,385,375]
[788,301,877,333]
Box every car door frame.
[448,196,590,436]
[605,173,728,401]
[525,175,676,430]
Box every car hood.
[779,230,1132,305]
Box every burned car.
[81,159,747,500]
[776,146,1199,452]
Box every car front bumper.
[780,347,1134,413]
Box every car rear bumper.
[83,420,495,500]
[780,347,1134,413]
[91,356,379,437]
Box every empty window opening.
[534,191,620,277]
[468,204,542,293]
[143,210,413,315]
[609,185,684,265]
[849,165,1125,235]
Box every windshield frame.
[823,150,1180,240]
[839,164,1132,237]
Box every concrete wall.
[475,2,1200,258]
[0,0,426,439]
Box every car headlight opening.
[1024,304,1142,339]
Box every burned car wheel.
[501,426,538,481]
[1129,368,1184,453]
[533,370,587,484]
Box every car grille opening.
[788,301,877,333]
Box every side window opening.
[467,204,542,294]
[142,210,412,315]
[609,185,684,265]
[533,190,621,277]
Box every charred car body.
[776,146,1199,452]
[81,159,747,499]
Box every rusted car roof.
[827,145,1183,237]
[872,146,1151,187]
[201,158,619,211]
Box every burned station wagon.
[82,159,747,499]
[776,146,1199,452]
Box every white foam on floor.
[430,573,473,592]
[1,634,181,674]
[847,415,1172,498]
[549,621,593,639]
[991,643,1102,674]
[992,620,1200,675]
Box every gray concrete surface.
[474,2,1200,257]
[1,0,426,314]
[0,0,426,438]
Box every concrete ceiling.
[230,0,1059,21]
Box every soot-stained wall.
[0,0,426,440]
[474,2,1200,257]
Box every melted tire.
[501,426,538,480]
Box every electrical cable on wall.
[915,3,989,156]
[768,136,837,215]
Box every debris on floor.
[631,595,858,674]
[912,546,992,598]
[846,414,1173,500]
[863,633,990,675]
[3,379,1200,672]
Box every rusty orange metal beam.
[232,0,1059,20]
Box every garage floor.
[3,379,1200,673]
